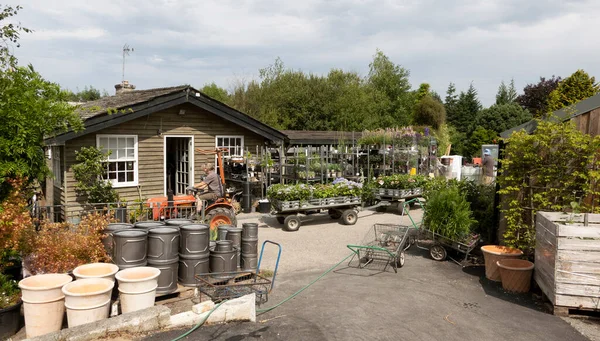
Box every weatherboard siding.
[62,103,264,209]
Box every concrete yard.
[142,209,598,341]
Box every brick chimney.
[115,80,136,95]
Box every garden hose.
[171,252,355,340]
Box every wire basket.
[195,271,272,306]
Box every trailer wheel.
[396,251,405,268]
[341,209,358,225]
[429,244,447,261]
[328,209,342,219]
[276,216,285,224]
[283,215,301,232]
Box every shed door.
[166,137,194,195]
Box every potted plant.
[423,185,476,244]
[0,273,21,340]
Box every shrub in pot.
[423,185,477,243]
[0,273,21,340]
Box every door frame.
[163,135,195,196]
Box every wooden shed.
[44,84,286,216]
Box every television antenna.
[122,44,134,83]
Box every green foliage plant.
[423,185,476,242]
[72,147,119,204]
[0,272,20,308]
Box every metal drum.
[215,240,233,252]
[134,221,165,231]
[147,227,180,264]
[241,223,258,239]
[112,229,148,269]
[165,219,193,228]
[102,223,133,254]
[178,254,209,287]
[226,228,243,270]
[241,254,258,272]
[179,224,210,256]
[148,259,178,295]
[217,225,233,241]
[241,238,258,255]
[209,248,237,277]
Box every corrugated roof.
[76,85,189,120]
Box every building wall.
[570,108,600,136]
[62,103,266,207]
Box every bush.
[72,147,119,204]
[0,273,20,309]
[423,185,476,242]
[0,178,35,271]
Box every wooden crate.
[536,212,600,314]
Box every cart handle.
[402,198,424,229]
[346,244,396,258]
[256,240,282,293]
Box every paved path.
[145,208,593,341]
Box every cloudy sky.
[6,0,600,105]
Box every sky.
[5,0,600,106]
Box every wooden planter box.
[536,211,600,315]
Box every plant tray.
[373,188,422,199]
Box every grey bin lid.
[165,219,193,226]
[113,229,147,237]
[218,225,233,231]
[134,221,165,228]
[180,223,209,231]
[148,227,179,235]
[105,223,133,232]
[227,227,243,233]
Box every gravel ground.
[240,206,423,274]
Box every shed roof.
[281,130,363,145]
[500,93,600,138]
[47,85,287,144]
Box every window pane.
[109,172,116,180]
[126,148,134,158]
[108,151,117,160]
[118,172,125,182]
[118,138,126,149]
[99,138,108,149]
[236,138,241,146]
[126,161,133,170]
[109,162,116,171]
[109,138,117,149]
[118,162,125,171]
[217,138,223,147]
[127,172,134,182]
[127,138,134,148]
[117,149,125,160]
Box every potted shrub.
[423,185,476,244]
[0,273,21,340]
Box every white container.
[73,263,120,282]
[18,274,73,338]
[115,267,160,313]
[62,278,114,327]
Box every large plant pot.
[0,299,22,340]
[480,245,523,281]
[62,278,114,327]
[18,274,73,338]
[73,263,120,282]
[115,267,160,314]
[497,259,535,293]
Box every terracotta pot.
[480,245,523,281]
[497,259,534,293]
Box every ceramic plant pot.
[497,259,535,293]
[481,245,523,281]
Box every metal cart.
[403,198,479,266]
[195,240,282,305]
[271,198,362,232]
[346,223,414,273]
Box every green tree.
[465,126,497,158]
[72,147,119,203]
[444,83,459,122]
[474,103,532,134]
[451,83,481,134]
[448,125,467,156]
[0,5,30,70]
[415,83,431,102]
[200,82,230,104]
[495,79,518,105]
[66,86,105,102]
[413,95,446,129]
[547,70,600,112]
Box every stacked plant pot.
[209,240,237,278]
[112,229,148,270]
[178,224,211,286]
[147,227,180,295]
[102,223,133,255]
[241,223,259,272]
[133,221,165,231]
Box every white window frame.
[215,135,244,160]
[52,146,63,188]
[96,134,139,188]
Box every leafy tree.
[413,95,446,129]
[465,126,497,158]
[415,83,431,102]
[516,76,561,118]
[200,82,230,104]
[66,86,105,102]
[474,103,532,134]
[495,79,517,105]
[547,69,600,112]
[72,147,119,204]
[0,5,30,70]
[448,125,467,156]
[451,83,481,134]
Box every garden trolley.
[271,197,362,231]
[403,198,479,266]
[346,223,414,273]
